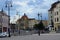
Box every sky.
[0,0,58,23]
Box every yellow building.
[16,13,29,29]
[48,1,60,31]
[16,13,48,30]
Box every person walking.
[38,30,40,36]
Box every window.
[55,12,56,15]
[51,11,52,14]
[57,18,59,22]
[0,27,2,33]
[51,16,52,18]
[55,12,58,15]
[59,8,60,11]
[55,18,56,22]
[57,12,58,15]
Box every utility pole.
[5,0,12,37]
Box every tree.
[38,21,45,30]
[33,21,45,30]
[33,24,38,30]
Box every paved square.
[0,33,60,40]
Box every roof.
[49,1,60,11]
[21,13,28,19]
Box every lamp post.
[38,13,40,20]
[5,0,12,37]
[51,19,54,30]
[37,13,42,36]
[40,13,42,21]
[38,13,42,21]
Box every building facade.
[0,9,9,33]
[28,18,36,29]
[16,13,48,30]
[17,14,30,30]
[48,1,60,31]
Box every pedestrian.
[55,27,56,31]
[8,28,11,37]
[38,30,40,36]
[19,30,20,35]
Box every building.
[28,18,36,29]
[17,13,30,29]
[16,13,48,30]
[10,23,16,33]
[48,1,60,31]
[0,9,9,33]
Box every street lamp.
[38,13,42,20]
[38,13,40,20]
[5,0,12,37]
[37,13,42,36]
[40,13,42,21]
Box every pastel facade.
[48,1,60,31]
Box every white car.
[0,32,9,37]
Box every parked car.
[0,32,9,37]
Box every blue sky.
[0,0,58,22]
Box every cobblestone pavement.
[0,33,60,40]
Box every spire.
[24,13,26,16]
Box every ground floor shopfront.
[0,27,8,33]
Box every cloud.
[13,1,28,7]
[10,14,20,23]
[11,0,57,21]
[0,0,58,23]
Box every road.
[0,33,60,40]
